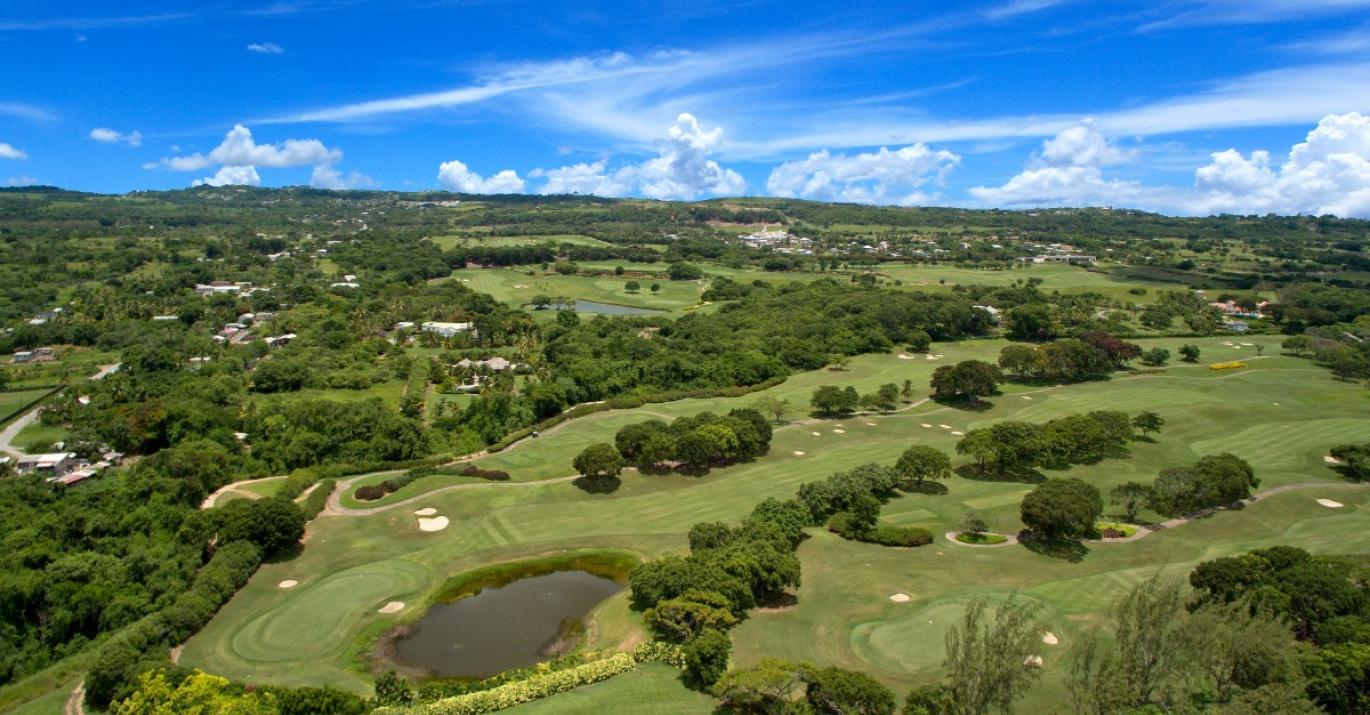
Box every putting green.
[852,594,1053,673]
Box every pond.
[533,299,663,315]
[394,570,623,677]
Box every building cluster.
[5,448,123,486]
[738,225,815,255]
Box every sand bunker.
[1021,395,1033,400]
[413,507,437,516]
[889,593,911,603]
[378,601,405,614]
[833,428,846,434]
[418,516,450,532]
[1324,455,1342,464]
[951,431,964,436]
[938,424,952,429]
[925,355,940,361]
[1024,655,1044,667]
[812,431,822,436]
[793,451,806,456]
[1042,632,1059,645]
[921,423,933,428]
[898,354,915,360]
[864,421,877,426]
[1317,499,1345,508]
[1241,342,1253,346]
[1222,341,1234,346]
[278,580,298,589]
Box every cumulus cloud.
[311,164,379,190]
[436,160,525,194]
[766,144,961,206]
[1187,112,1370,216]
[247,42,284,54]
[970,120,1150,208]
[89,127,142,147]
[970,113,1370,218]
[531,113,744,199]
[154,124,350,188]
[0,142,26,160]
[5,176,39,187]
[193,165,261,187]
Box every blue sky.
[4,0,1370,215]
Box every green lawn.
[877,263,1171,302]
[179,334,1370,709]
[0,389,54,425]
[438,267,703,314]
[431,234,611,250]
[14,422,70,452]
[504,663,713,714]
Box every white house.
[16,452,78,477]
[422,321,474,338]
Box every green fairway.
[878,263,1171,302]
[179,333,1370,707]
[503,663,713,714]
[438,267,704,314]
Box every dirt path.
[63,682,84,715]
[200,476,286,509]
[1097,481,1369,543]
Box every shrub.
[355,485,387,501]
[1209,361,1247,370]
[631,641,687,668]
[866,525,933,547]
[372,653,637,715]
[457,465,510,481]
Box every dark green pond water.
[538,300,663,315]
[394,570,623,677]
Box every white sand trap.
[938,424,952,429]
[889,593,911,603]
[793,451,806,456]
[951,431,965,436]
[925,355,940,361]
[1222,341,1234,346]
[921,423,933,428]
[1317,499,1345,508]
[413,507,437,516]
[812,431,822,436]
[898,354,915,360]
[1241,342,1253,346]
[833,428,846,434]
[934,354,944,358]
[1021,395,1033,400]
[1024,655,1044,667]
[418,516,450,532]
[514,284,528,288]
[278,580,298,589]
[1042,632,1059,645]
[378,601,405,614]
[864,421,877,426]
[1324,455,1342,464]
[1272,402,1280,406]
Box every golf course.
[178,334,1370,711]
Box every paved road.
[0,364,119,459]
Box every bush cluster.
[373,653,637,715]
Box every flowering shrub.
[374,653,637,715]
[1208,361,1247,370]
[632,641,687,668]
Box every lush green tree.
[113,670,277,715]
[530,294,551,309]
[805,666,897,715]
[650,282,660,294]
[1282,335,1314,356]
[1020,478,1102,540]
[997,344,1040,380]
[942,596,1043,715]
[1067,576,1188,714]
[1005,303,1057,342]
[1303,642,1370,714]
[876,383,901,410]
[572,442,626,478]
[217,497,306,557]
[1141,347,1171,366]
[960,510,988,536]
[625,280,641,292]
[372,670,413,706]
[930,360,1003,403]
[1179,344,1201,362]
[1151,453,1258,517]
[713,658,807,713]
[684,628,732,687]
[894,445,952,490]
[753,395,791,423]
[668,262,705,281]
[1329,442,1370,480]
[810,385,860,416]
[907,330,932,353]
[645,590,739,642]
[1110,481,1155,523]
[1132,411,1164,438]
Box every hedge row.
[487,376,787,453]
[375,653,637,715]
[301,480,336,520]
[84,540,263,709]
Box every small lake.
[534,300,663,315]
[394,570,623,678]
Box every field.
[877,263,1171,302]
[175,333,1370,710]
[0,389,56,427]
[431,234,611,250]
[438,267,704,314]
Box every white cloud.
[247,42,284,54]
[311,164,378,190]
[193,165,261,187]
[88,127,142,147]
[0,142,27,160]
[436,160,525,194]
[5,176,39,187]
[969,113,1370,218]
[154,124,349,188]
[767,144,961,206]
[635,113,745,200]
[1141,0,1370,31]
[1186,112,1370,216]
[970,121,1147,208]
[530,113,744,199]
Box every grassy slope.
[440,268,703,314]
[177,335,1370,710]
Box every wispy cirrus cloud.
[1139,0,1370,31]
[247,42,285,54]
[0,101,56,123]
[0,12,193,31]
